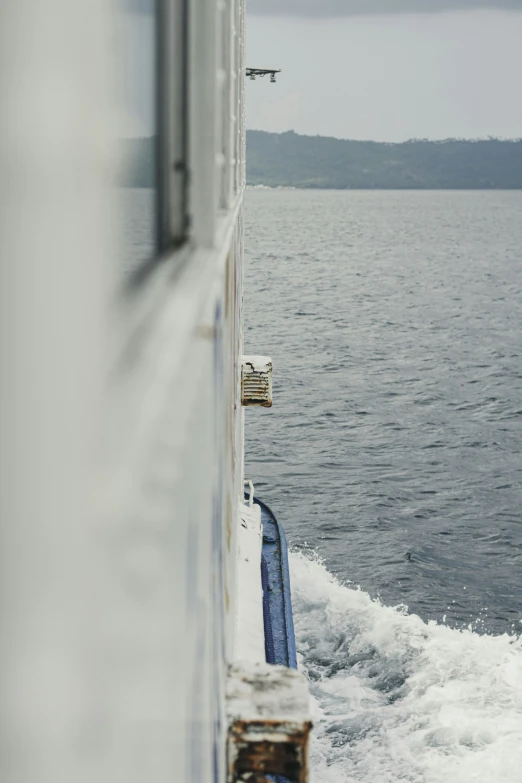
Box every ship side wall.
[0,1,246,783]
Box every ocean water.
[244,188,522,782]
[292,552,522,783]
[119,188,156,276]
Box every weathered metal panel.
[227,663,312,783]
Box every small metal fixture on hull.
[246,68,281,84]
[241,356,273,408]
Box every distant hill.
[119,132,522,189]
[247,131,522,189]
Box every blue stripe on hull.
[249,495,298,670]
[253,497,297,783]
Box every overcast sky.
[248,0,522,16]
[246,4,522,140]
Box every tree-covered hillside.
[118,132,522,189]
[246,131,522,189]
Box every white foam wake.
[290,552,522,783]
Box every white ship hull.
[0,2,309,782]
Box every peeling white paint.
[227,661,311,722]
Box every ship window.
[156,0,188,254]
[117,0,158,278]
[117,0,188,284]
[218,0,240,210]
[218,0,231,210]
[217,0,244,210]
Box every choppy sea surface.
[244,188,522,783]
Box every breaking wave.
[290,552,522,783]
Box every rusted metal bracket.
[227,662,312,783]
[241,356,273,408]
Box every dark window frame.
[128,0,189,289]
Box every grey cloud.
[248,0,521,16]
